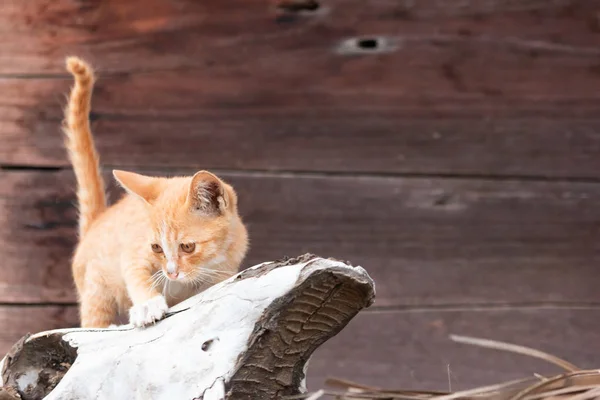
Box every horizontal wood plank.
[2,0,600,75]
[0,306,79,356]
[1,169,598,305]
[308,308,600,390]
[2,91,600,176]
[1,0,600,177]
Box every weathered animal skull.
[0,254,375,400]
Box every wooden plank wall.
[1,0,600,391]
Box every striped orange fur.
[63,57,249,328]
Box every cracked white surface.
[202,378,225,400]
[2,257,371,400]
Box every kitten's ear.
[113,170,161,204]
[187,171,229,215]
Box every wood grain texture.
[1,0,597,387]
[0,306,78,357]
[3,99,600,178]
[307,308,600,390]
[1,169,598,305]
[2,0,599,74]
[1,0,600,177]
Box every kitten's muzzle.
[166,271,180,280]
[166,260,180,280]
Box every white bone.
[0,255,375,400]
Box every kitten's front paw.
[129,295,169,328]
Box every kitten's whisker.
[149,272,163,292]
[163,280,171,297]
[200,270,230,277]
[195,273,210,287]
[192,274,209,286]
[209,266,233,272]
[148,270,162,285]
[150,272,163,285]
[195,273,216,284]
[197,268,232,277]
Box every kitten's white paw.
[129,295,169,328]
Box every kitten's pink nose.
[166,261,179,280]
[167,271,179,280]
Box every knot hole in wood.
[336,36,397,55]
[274,0,324,22]
[276,0,320,13]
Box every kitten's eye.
[180,242,196,253]
[151,244,163,253]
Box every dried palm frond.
[287,335,600,400]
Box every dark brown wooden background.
[1,0,600,391]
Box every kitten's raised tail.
[63,57,106,237]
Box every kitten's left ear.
[187,171,229,215]
[113,170,161,204]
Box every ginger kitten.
[63,57,249,328]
